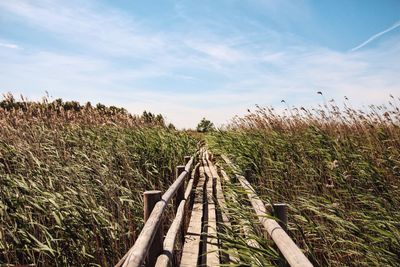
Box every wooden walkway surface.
[117,147,313,267]
[180,150,224,266]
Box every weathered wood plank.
[237,174,313,266]
[219,169,261,250]
[209,163,239,264]
[163,157,194,203]
[180,163,206,267]
[204,162,219,266]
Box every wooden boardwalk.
[180,150,222,266]
[117,147,313,267]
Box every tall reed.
[209,97,400,266]
[0,95,196,266]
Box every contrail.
[351,20,400,52]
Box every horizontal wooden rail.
[162,157,194,203]
[219,168,262,250]
[221,155,313,267]
[155,162,199,267]
[117,156,195,267]
[155,199,186,267]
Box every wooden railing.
[115,153,197,267]
[221,155,313,267]
[116,149,312,267]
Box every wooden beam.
[176,166,186,212]
[219,169,261,253]
[155,199,186,267]
[163,157,193,203]
[210,164,239,264]
[203,162,219,266]
[155,160,200,267]
[222,155,313,267]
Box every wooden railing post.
[244,169,252,182]
[273,203,288,232]
[144,190,163,267]
[184,156,191,165]
[221,153,313,267]
[273,203,289,267]
[117,157,195,267]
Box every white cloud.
[0,0,399,129]
[185,40,248,63]
[0,42,19,49]
[0,1,166,57]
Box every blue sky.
[0,0,399,128]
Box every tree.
[196,118,215,132]
[141,111,166,126]
[167,123,176,130]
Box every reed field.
[208,97,400,266]
[0,95,196,266]
[1,93,400,267]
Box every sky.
[0,0,399,128]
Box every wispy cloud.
[0,42,19,49]
[0,1,168,57]
[0,1,399,128]
[185,40,247,63]
[351,20,400,51]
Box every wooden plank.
[209,163,239,264]
[219,169,261,250]
[204,162,219,266]
[209,164,229,225]
[184,162,200,234]
[180,163,206,267]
